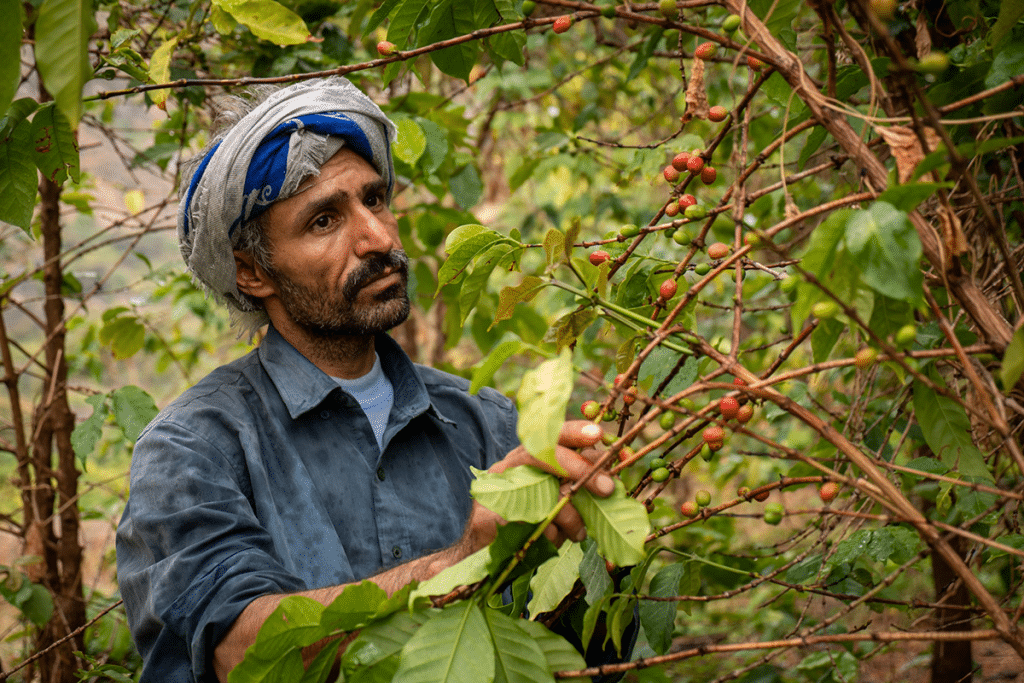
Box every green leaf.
[421,0,479,82]
[1000,325,1024,392]
[109,385,157,442]
[627,27,663,82]
[31,103,79,184]
[458,242,515,325]
[437,225,506,292]
[0,0,21,116]
[99,313,146,359]
[148,35,178,106]
[992,4,1024,47]
[365,0,402,32]
[913,379,994,482]
[70,392,108,467]
[985,42,1024,89]
[639,562,681,655]
[844,201,922,304]
[0,112,39,231]
[450,164,483,209]
[877,182,950,212]
[485,520,558,580]
[483,607,554,683]
[411,545,491,600]
[527,541,583,616]
[210,3,236,35]
[516,350,574,473]
[867,294,912,339]
[548,308,597,352]
[471,465,560,523]
[393,601,495,683]
[321,580,388,632]
[515,619,587,683]
[229,596,327,683]
[470,337,525,393]
[416,118,449,173]
[542,227,565,268]
[383,0,430,85]
[825,528,919,572]
[578,538,612,602]
[493,276,545,326]
[214,0,310,46]
[343,610,429,681]
[394,117,427,165]
[34,0,97,127]
[573,480,649,568]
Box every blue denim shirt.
[115,327,518,682]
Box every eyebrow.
[292,177,390,230]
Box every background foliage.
[1,0,1023,681]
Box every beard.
[268,249,411,337]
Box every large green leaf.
[214,0,310,46]
[393,601,495,683]
[109,385,158,443]
[458,242,516,325]
[70,392,108,467]
[228,596,327,683]
[437,225,507,292]
[471,465,559,523]
[383,0,431,85]
[844,201,922,304]
[515,620,588,683]
[527,541,583,616]
[320,580,388,632]
[912,379,994,483]
[34,0,96,126]
[0,0,21,116]
[0,107,39,231]
[516,350,574,473]
[573,480,649,568]
[639,560,700,654]
[343,610,429,682]
[470,337,526,394]
[483,607,554,683]
[393,117,427,165]
[421,0,479,82]
[31,103,79,184]
[410,546,490,600]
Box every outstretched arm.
[213,420,613,681]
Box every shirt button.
[376,467,386,481]
[392,545,402,559]
[320,410,330,419]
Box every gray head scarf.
[177,77,397,334]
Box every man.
[115,77,614,683]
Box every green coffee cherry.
[650,457,667,469]
[651,467,670,482]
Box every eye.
[311,213,334,231]
[365,192,384,209]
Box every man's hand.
[462,420,615,551]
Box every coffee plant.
[1,0,1023,681]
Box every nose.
[352,204,399,257]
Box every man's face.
[255,147,409,336]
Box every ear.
[234,250,276,300]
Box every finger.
[557,421,605,449]
[556,447,615,497]
[543,523,566,547]
[552,488,587,542]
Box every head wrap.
[177,77,397,326]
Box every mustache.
[342,249,410,301]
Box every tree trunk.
[31,168,86,683]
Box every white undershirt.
[332,353,393,452]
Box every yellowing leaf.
[214,0,310,46]
[516,350,574,473]
[148,35,178,106]
[124,189,145,215]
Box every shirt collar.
[258,325,449,424]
